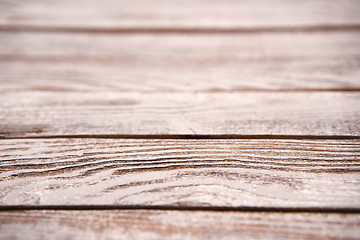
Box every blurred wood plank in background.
[1,210,359,240]
[1,92,359,138]
[1,0,359,30]
[0,32,360,92]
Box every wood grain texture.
[1,32,360,91]
[1,92,359,137]
[1,1,359,239]
[0,138,359,206]
[0,210,359,240]
[0,0,359,30]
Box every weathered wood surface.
[1,0,359,238]
[1,92,359,138]
[0,0,359,30]
[0,210,359,240]
[1,32,360,92]
[0,138,359,206]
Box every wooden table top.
[0,0,360,239]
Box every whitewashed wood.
[0,138,359,206]
[0,1,358,239]
[0,32,360,91]
[0,92,359,137]
[0,0,359,30]
[0,210,359,240]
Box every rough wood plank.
[0,210,359,240]
[0,138,359,206]
[1,32,360,91]
[0,92,359,137]
[1,0,359,30]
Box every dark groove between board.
[1,134,359,140]
[1,89,360,94]
[2,55,360,65]
[1,24,360,34]
[1,205,359,214]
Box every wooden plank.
[0,138,359,206]
[0,210,359,240]
[1,32,360,91]
[0,0,359,30]
[0,92,359,137]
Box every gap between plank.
[1,205,359,214]
[0,24,360,34]
[1,88,360,93]
[1,134,360,140]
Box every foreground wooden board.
[0,92,359,137]
[1,32,360,91]
[0,210,359,240]
[0,138,359,206]
[0,0,359,30]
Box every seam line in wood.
[1,135,359,140]
[1,24,360,34]
[1,205,359,214]
[2,89,360,93]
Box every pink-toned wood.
[1,92,359,138]
[1,210,359,240]
[1,0,359,30]
[0,32,359,92]
[0,1,359,239]
[1,138,359,207]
